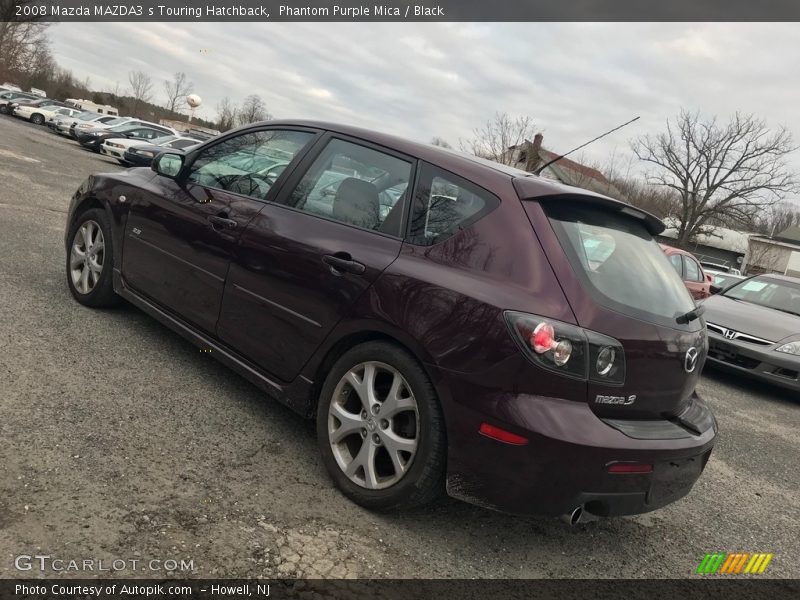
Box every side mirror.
[710,285,722,295]
[153,152,184,178]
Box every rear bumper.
[706,331,800,391]
[435,368,717,518]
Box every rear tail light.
[504,311,625,384]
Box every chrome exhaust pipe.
[560,506,599,525]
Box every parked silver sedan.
[703,274,800,391]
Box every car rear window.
[545,202,696,328]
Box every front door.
[120,128,318,334]
[217,135,415,382]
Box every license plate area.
[648,455,705,504]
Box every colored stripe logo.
[697,552,773,574]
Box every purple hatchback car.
[65,120,716,522]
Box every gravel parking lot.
[0,115,798,579]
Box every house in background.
[657,218,750,271]
[504,134,624,199]
[744,226,800,277]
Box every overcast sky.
[47,22,800,179]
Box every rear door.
[121,127,318,334]
[217,134,414,382]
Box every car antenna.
[534,116,640,175]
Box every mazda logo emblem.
[685,347,699,373]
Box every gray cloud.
[48,22,800,177]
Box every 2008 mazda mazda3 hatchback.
[64,120,716,521]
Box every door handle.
[208,215,238,230]
[323,253,366,275]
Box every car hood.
[702,294,800,342]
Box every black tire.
[65,208,121,308]
[0,105,7,115]
[31,113,45,125]
[316,341,446,511]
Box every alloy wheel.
[328,361,419,489]
[69,220,105,295]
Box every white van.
[65,98,119,116]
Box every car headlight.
[138,151,154,157]
[776,341,800,356]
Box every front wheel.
[65,208,120,307]
[31,113,45,125]
[316,341,446,511]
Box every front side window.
[546,202,696,327]
[287,138,411,236]
[186,129,313,201]
[408,163,499,246]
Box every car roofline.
[218,119,664,231]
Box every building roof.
[749,235,800,251]
[775,226,800,244]
[509,143,624,199]
[660,218,751,254]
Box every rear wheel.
[316,342,446,511]
[65,208,120,307]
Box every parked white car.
[101,134,201,163]
[14,103,82,125]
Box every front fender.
[65,169,157,272]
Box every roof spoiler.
[512,178,665,236]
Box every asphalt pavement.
[0,116,798,579]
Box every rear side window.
[669,253,683,276]
[545,202,696,328]
[407,163,499,245]
[684,256,703,282]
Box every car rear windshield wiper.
[676,304,706,324]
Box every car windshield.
[723,276,800,316]
[76,111,100,121]
[546,202,696,327]
[712,273,741,289]
[104,117,130,126]
[150,135,178,145]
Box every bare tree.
[128,70,153,118]
[430,136,452,149]
[216,96,238,132]
[753,202,800,237]
[632,110,797,246]
[0,1,52,84]
[236,94,271,126]
[459,113,536,165]
[163,71,194,113]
